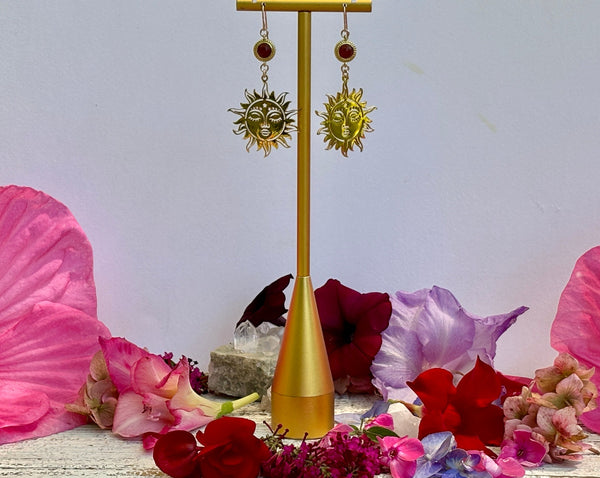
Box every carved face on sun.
[316,88,375,157]
[230,89,297,157]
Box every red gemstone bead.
[338,43,355,60]
[256,42,273,60]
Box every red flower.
[315,279,392,393]
[197,416,270,478]
[153,416,270,478]
[407,357,505,453]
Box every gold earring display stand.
[234,0,372,439]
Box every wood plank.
[1,395,598,477]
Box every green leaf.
[364,426,399,441]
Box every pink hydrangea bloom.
[0,185,110,444]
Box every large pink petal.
[551,246,600,432]
[0,186,109,443]
[0,186,97,331]
[0,302,109,444]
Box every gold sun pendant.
[316,85,376,157]
[229,88,297,157]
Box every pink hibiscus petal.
[0,382,50,428]
[0,186,97,329]
[0,185,110,444]
[0,302,109,443]
[551,246,600,432]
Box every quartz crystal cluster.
[233,321,284,356]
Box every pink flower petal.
[131,355,177,397]
[0,381,50,428]
[112,391,174,437]
[0,186,97,330]
[0,186,109,444]
[551,246,600,432]
[0,302,109,443]
[100,336,150,392]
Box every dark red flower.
[196,416,271,478]
[153,430,201,478]
[315,279,392,393]
[237,274,293,328]
[407,357,505,453]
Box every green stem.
[217,392,260,418]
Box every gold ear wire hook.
[260,2,269,38]
[341,3,349,39]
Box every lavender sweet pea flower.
[371,286,527,401]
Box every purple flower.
[371,286,527,401]
[414,431,457,478]
[441,448,491,478]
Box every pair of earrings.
[229,3,375,157]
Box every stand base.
[271,390,334,439]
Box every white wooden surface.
[1,395,599,478]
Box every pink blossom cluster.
[502,352,597,463]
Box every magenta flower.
[378,435,424,478]
[0,186,110,444]
[371,286,527,401]
[366,412,395,431]
[100,337,258,446]
[315,279,392,393]
[494,457,526,478]
[499,427,547,467]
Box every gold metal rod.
[236,0,371,12]
[297,11,310,277]
[270,11,334,440]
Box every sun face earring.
[316,4,376,157]
[229,3,297,157]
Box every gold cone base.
[271,276,334,439]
